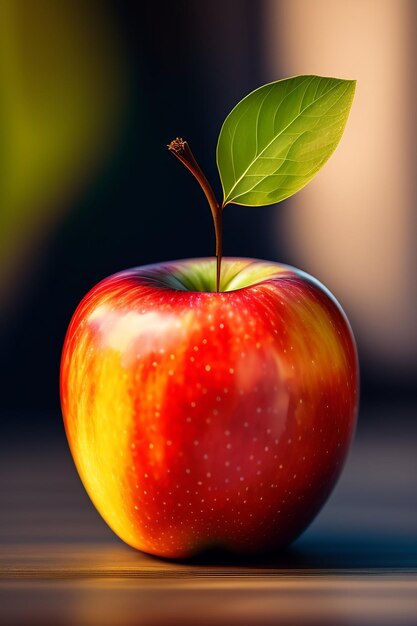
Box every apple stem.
[168,138,222,292]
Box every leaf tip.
[344,78,357,95]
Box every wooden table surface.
[1,408,416,625]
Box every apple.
[61,76,358,557]
[60,257,358,558]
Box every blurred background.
[1,0,415,431]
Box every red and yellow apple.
[60,257,358,558]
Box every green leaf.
[216,75,356,207]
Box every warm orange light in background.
[265,0,416,367]
[0,0,130,316]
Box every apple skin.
[60,258,358,558]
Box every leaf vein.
[255,85,274,155]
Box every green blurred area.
[0,0,129,308]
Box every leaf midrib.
[223,79,346,204]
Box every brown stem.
[168,137,222,292]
